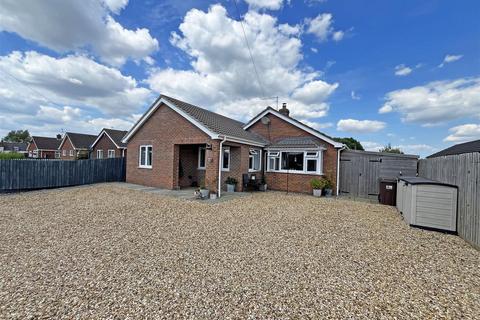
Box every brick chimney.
[279,102,290,117]
[56,134,62,140]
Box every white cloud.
[444,124,480,142]
[337,119,386,133]
[394,64,412,76]
[0,51,151,116]
[380,77,480,125]
[360,141,437,156]
[361,141,383,151]
[148,4,338,123]
[439,54,463,68]
[0,0,158,66]
[244,0,284,10]
[306,13,345,42]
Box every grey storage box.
[397,177,458,232]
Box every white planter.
[313,189,323,197]
[226,184,235,192]
[200,189,210,198]
[209,193,217,200]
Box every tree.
[2,130,31,143]
[333,137,364,150]
[379,143,404,154]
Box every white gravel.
[0,184,479,319]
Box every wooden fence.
[339,150,418,200]
[418,153,480,248]
[0,158,126,191]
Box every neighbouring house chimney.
[56,134,62,140]
[279,102,290,117]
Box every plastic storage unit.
[396,177,458,232]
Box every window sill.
[197,167,206,170]
[248,169,261,172]
[138,166,152,169]
[266,170,323,175]
[222,168,230,172]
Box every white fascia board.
[223,135,266,147]
[122,98,219,143]
[91,130,122,149]
[243,109,344,148]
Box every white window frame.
[139,145,153,169]
[33,150,39,158]
[248,148,262,172]
[198,146,206,169]
[108,149,115,158]
[69,150,74,157]
[55,151,60,159]
[221,147,230,172]
[97,149,104,159]
[267,149,323,175]
[62,150,66,156]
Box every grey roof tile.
[427,139,480,158]
[103,129,128,148]
[268,137,324,149]
[66,132,97,149]
[32,136,62,150]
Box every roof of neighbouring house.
[64,132,97,150]
[31,136,62,150]
[93,128,128,148]
[0,141,28,151]
[427,139,480,158]
[267,137,325,149]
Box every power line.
[0,67,66,109]
[232,0,266,98]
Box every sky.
[0,0,479,157]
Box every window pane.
[147,147,152,166]
[253,153,260,170]
[223,149,229,169]
[249,156,253,169]
[307,159,317,172]
[140,147,146,165]
[199,147,205,168]
[282,152,303,170]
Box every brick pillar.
[172,144,180,189]
[204,140,220,193]
[238,145,250,192]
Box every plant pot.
[313,189,322,197]
[226,184,235,192]
[209,193,217,200]
[200,189,210,198]
[324,188,333,197]
[258,184,267,192]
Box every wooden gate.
[339,150,418,200]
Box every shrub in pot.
[225,177,238,192]
[258,176,267,191]
[310,178,327,197]
[324,178,333,197]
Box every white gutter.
[217,136,227,198]
[336,146,346,196]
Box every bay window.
[139,145,152,168]
[267,150,323,174]
[249,149,261,171]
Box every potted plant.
[258,176,267,191]
[324,178,333,197]
[199,185,210,198]
[310,178,327,197]
[225,177,237,192]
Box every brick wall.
[92,134,124,159]
[248,113,338,194]
[59,137,76,160]
[126,103,216,190]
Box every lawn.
[0,184,478,319]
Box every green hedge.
[0,152,26,160]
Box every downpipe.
[336,146,346,196]
[217,136,227,198]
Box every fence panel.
[0,158,126,192]
[419,153,480,248]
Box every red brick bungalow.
[122,95,344,196]
[27,136,62,159]
[90,128,128,159]
[58,132,97,160]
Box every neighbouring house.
[122,95,344,196]
[427,139,480,158]
[0,141,28,155]
[91,128,128,159]
[58,132,97,160]
[27,136,62,159]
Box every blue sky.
[0,0,479,157]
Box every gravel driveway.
[1,184,479,319]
